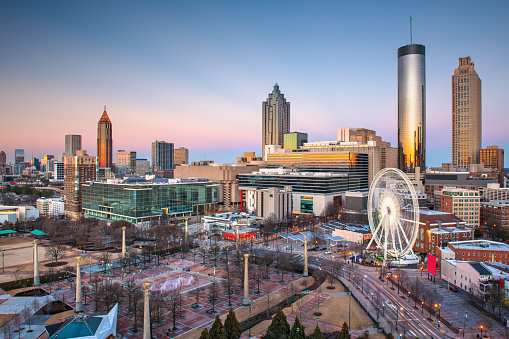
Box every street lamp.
[361,275,366,293]
[480,325,484,337]
[434,303,441,327]
[2,250,4,273]
[421,301,424,315]
[396,307,403,330]
[463,311,468,337]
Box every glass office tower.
[14,149,24,164]
[398,44,426,173]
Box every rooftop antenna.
[410,15,413,44]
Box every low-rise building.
[0,205,39,223]
[249,186,292,221]
[437,240,509,265]
[481,200,509,228]
[330,224,371,244]
[36,197,65,217]
[441,259,492,293]
[412,210,471,256]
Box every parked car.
[324,251,332,254]
[449,285,459,292]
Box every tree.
[44,243,66,263]
[166,288,183,331]
[209,315,227,339]
[1,321,13,339]
[264,307,290,338]
[290,316,305,339]
[308,325,323,339]
[357,330,369,339]
[337,322,349,339]
[199,328,211,339]
[188,283,205,308]
[223,268,235,307]
[385,333,394,339]
[224,308,242,339]
[474,227,483,239]
[98,281,123,312]
[126,285,143,332]
[208,282,220,314]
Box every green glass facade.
[284,132,308,150]
[82,180,218,223]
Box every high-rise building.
[97,107,112,168]
[480,146,504,184]
[174,147,189,167]
[152,140,173,170]
[262,83,290,155]
[398,44,426,173]
[115,150,137,175]
[135,159,151,176]
[15,149,24,165]
[283,132,307,150]
[0,151,6,166]
[64,150,97,219]
[452,57,482,167]
[54,161,64,180]
[65,135,82,156]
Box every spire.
[99,107,111,124]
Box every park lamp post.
[2,249,4,273]
[396,307,403,330]
[361,274,367,294]
[463,311,468,337]
[382,304,385,317]
[480,325,484,337]
[421,301,424,314]
[248,297,252,338]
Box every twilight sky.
[1,1,508,166]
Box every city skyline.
[1,1,508,166]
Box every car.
[449,285,459,292]
[324,251,332,254]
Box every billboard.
[427,253,436,276]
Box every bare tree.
[44,243,66,264]
[208,281,220,314]
[223,268,235,307]
[22,304,33,331]
[166,288,184,331]
[90,276,102,312]
[126,285,143,333]
[98,281,122,312]
[188,283,205,308]
[253,265,265,294]
[371,292,384,323]
[11,314,23,339]
[1,321,13,339]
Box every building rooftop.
[448,240,509,251]
[469,262,492,276]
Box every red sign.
[427,253,436,276]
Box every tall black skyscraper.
[262,83,290,156]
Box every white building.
[245,186,292,221]
[37,197,65,217]
[441,259,492,293]
[0,205,39,224]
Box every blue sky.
[1,1,508,166]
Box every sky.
[1,1,508,166]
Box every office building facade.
[452,57,482,167]
[64,150,97,219]
[174,147,189,166]
[398,44,426,173]
[480,146,504,185]
[65,134,82,156]
[82,178,218,223]
[15,149,24,165]
[0,151,6,166]
[262,83,290,155]
[97,108,113,168]
[283,132,307,150]
[152,140,173,170]
[441,187,480,228]
[115,150,137,175]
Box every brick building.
[481,200,509,228]
[64,150,96,219]
[440,187,480,227]
[438,240,509,265]
[412,210,472,256]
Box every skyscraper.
[116,150,137,175]
[97,107,112,168]
[64,150,97,219]
[65,134,82,156]
[452,56,482,167]
[152,140,173,170]
[0,151,6,166]
[262,83,290,155]
[15,149,24,164]
[174,147,189,167]
[398,44,426,173]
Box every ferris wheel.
[366,168,419,262]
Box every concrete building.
[115,150,136,175]
[412,210,471,256]
[250,186,292,221]
[262,83,290,156]
[0,205,39,224]
[174,147,189,167]
[441,260,492,293]
[65,134,82,156]
[239,168,355,215]
[152,140,173,170]
[0,151,6,166]
[440,187,480,228]
[82,177,218,223]
[174,162,264,209]
[452,57,482,168]
[283,132,307,150]
[398,44,426,173]
[301,130,397,185]
[53,161,64,180]
[97,108,113,168]
[135,159,151,176]
[331,225,371,244]
[480,146,504,185]
[481,183,509,201]
[64,150,97,219]
[36,197,65,217]
[236,152,264,164]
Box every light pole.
[248,297,252,338]
[434,303,441,327]
[396,307,402,330]
[348,290,351,329]
[2,249,4,273]
[463,311,467,337]
[421,301,424,315]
